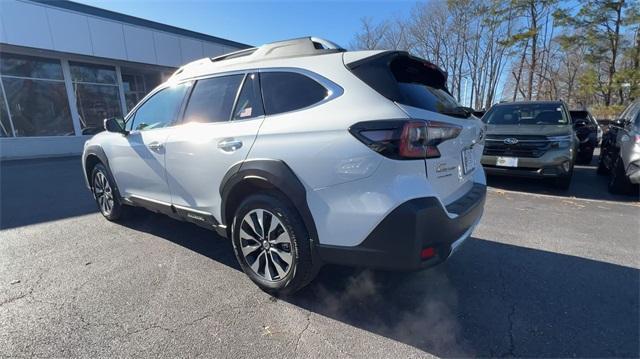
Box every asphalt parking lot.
[1,154,638,358]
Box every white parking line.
[487,187,640,207]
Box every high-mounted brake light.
[349,119,462,160]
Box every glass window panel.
[144,73,162,90]
[74,83,123,135]
[2,78,73,136]
[128,82,190,131]
[121,71,164,113]
[184,75,243,123]
[69,62,117,84]
[125,93,142,113]
[0,84,12,137]
[260,72,328,115]
[121,74,141,92]
[233,73,264,120]
[0,53,64,80]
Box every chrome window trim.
[485,139,556,143]
[229,73,249,121]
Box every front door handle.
[147,141,164,152]
[217,138,243,152]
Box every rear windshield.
[484,103,569,125]
[347,52,467,117]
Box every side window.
[260,72,328,115]
[183,75,243,123]
[233,73,264,120]
[128,82,190,131]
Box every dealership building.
[0,0,249,159]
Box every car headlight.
[548,135,572,149]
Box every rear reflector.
[420,247,436,259]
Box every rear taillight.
[349,119,461,159]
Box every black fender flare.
[83,145,123,200]
[219,159,319,245]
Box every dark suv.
[481,101,576,189]
[570,110,601,164]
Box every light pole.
[462,77,468,108]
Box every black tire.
[608,157,632,194]
[91,163,128,221]
[231,193,319,295]
[551,162,574,190]
[577,151,594,165]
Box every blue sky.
[75,0,419,48]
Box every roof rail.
[209,36,345,63]
[210,47,258,63]
[171,37,345,80]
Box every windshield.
[484,103,569,125]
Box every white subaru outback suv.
[83,37,487,294]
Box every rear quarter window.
[260,72,328,115]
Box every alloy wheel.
[93,171,114,215]
[239,209,293,282]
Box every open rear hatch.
[345,51,484,204]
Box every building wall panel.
[153,32,182,67]
[203,42,227,58]
[47,8,93,55]
[123,25,156,64]
[1,0,53,49]
[87,17,127,60]
[0,136,89,160]
[180,38,204,63]
[0,15,7,43]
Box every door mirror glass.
[104,117,127,134]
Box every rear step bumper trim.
[316,183,486,270]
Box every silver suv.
[598,100,640,194]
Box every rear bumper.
[316,183,486,271]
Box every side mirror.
[104,117,128,135]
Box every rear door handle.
[217,138,243,152]
[147,141,164,152]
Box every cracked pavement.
[1,156,638,358]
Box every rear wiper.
[440,106,472,118]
